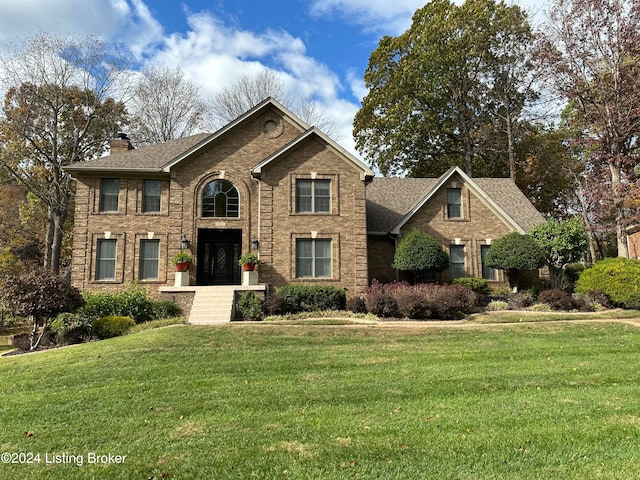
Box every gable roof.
[366,166,544,235]
[64,98,311,175]
[251,127,375,181]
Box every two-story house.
[65,98,544,321]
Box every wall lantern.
[251,238,260,250]
[180,234,189,250]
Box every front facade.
[65,99,545,300]
[65,99,374,296]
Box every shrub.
[263,294,288,316]
[452,277,491,295]
[276,285,346,313]
[392,230,448,282]
[508,290,535,309]
[575,257,640,305]
[537,289,574,311]
[424,284,475,319]
[394,286,431,319]
[92,316,135,339]
[530,303,552,311]
[585,291,613,309]
[152,301,183,319]
[81,286,155,323]
[570,293,596,312]
[360,281,476,319]
[361,281,401,317]
[623,292,640,310]
[51,312,92,345]
[346,296,367,314]
[236,291,263,321]
[485,233,545,291]
[487,300,509,311]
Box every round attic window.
[261,116,284,138]
[264,120,278,132]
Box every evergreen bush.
[92,315,135,339]
[276,285,346,313]
[236,291,263,321]
[452,277,491,295]
[575,257,640,305]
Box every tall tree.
[537,0,640,258]
[353,0,536,177]
[211,70,339,138]
[0,33,130,274]
[128,66,212,146]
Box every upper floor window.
[99,178,120,212]
[202,180,239,218]
[447,188,462,219]
[296,179,330,213]
[142,179,162,213]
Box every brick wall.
[70,106,369,296]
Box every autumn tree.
[353,0,536,177]
[537,0,640,257]
[0,33,130,274]
[211,70,339,138]
[128,66,213,146]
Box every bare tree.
[537,0,640,257]
[0,32,130,274]
[211,70,338,138]
[128,66,213,146]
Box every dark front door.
[197,229,242,285]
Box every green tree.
[529,217,589,289]
[392,230,449,283]
[485,232,545,292]
[0,33,130,274]
[353,0,536,177]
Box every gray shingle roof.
[366,174,544,234]
[64,133,211,172]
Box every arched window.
[202,179,239,218]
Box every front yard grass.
[0,321,639,479]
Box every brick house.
[65,98,544,320]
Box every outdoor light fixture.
[251,238,260,250]
[180,234,189,250]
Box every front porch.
[159,284,267,324]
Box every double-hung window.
[296,179,330,213]
[139,240,160,280]
[96,239,117,280]
[296,239,332,278]
[449,245,465,279]
[142,179,162,213]
[481,245,496,280]
[99,178,120,212]
[447,188,462,219]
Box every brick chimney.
[109,133,134,155]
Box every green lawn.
[1,322,639,479]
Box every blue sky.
[0,0,547,155]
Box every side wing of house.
[366,167,545,287]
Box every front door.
[197,229,242,285]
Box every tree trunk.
[609,160,629,258]
[506,111,516,182]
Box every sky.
[0,0,549,156]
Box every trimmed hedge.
[575,257,640,305]
[276,285,347,313]
[92,316,135,339]
[80,286,181,323]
